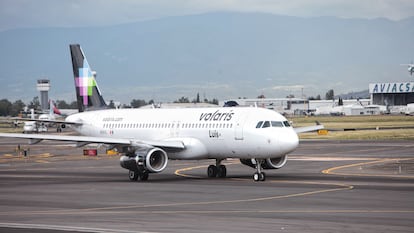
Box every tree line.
[0,93,220,116]
[0,90,339,116]
[0,97,77,117]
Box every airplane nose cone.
[279,129,299,154]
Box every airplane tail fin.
[69,44,107,112]
[49,100,61,115]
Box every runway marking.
[0,222,150,233]
[4,208,413,216]
[0,162,355,217]
[296,145,406,157]
[174,165,207,178]
[174,160,238,178]
[57,209,414,215]
[322,158,414,178]
[35,160,50,163]
[289,156,379,161]
[0,185,353,216]
[1,160,411,219]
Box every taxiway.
[0,138,413,233]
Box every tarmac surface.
[0,138,413,233]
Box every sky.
[1,0,414,31]
[1,0,414,104]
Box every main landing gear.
[207,159,227,178]
[253,159,266,182]
[128,170,149,181]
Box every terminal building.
[369,82,414,106]
[223,81,414,116]
[222,98,373,116]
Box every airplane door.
[234,114,248,140]
[170,121,180,137]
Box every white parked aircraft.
[0,44,323,182]
[19,100,63,133]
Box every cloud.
[272,85,304,91]
[260,84,305,92]
[1,0,413,31]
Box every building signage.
[369,82,414,94]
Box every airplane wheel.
[129,170,138,181]
[140,172,149,181]
[207,165,218,178]
[217,165,227,178]
[259,172,266,181]
[253,172,260,182]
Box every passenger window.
[256,121,263,128]
[262,121,270,128]
[271,121,284,127]
[283,121,291,127]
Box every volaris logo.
[199,110,234,121]
[75,60,96,106]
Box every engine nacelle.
[120,147,168,173]
[262,156,288,169]
[240,155,288,170]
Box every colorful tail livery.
[70,44,107,112]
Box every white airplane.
[20,100,63,133]
[0,44,323,182]
[401,62,414,76]
[38,100,61,121]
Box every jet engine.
[120,147,168,173]
[240,155,288,169]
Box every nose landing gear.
[253,159,266,182]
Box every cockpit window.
[257,120,290,128]
[271,121,284,127]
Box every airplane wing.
[294,125,324,134]
[0,133,185,150]
[10,117,81,126]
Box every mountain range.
[0,12,413,104]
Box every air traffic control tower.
[37,79,50,111]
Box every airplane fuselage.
[66,107,299,160]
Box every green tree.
[209,98,219,105]
[325,89,334,100]
[286,94,295,98]
[308,94,321,100]
[108,100,116,109]
[0,99,12,116]
[56,100,70,109]
[69,101,78,109]
[338,97,344,106]
[174,97,190,103]
[130,99,147,108]
[257,94,265,99]
[11,100,25,116]
[196,93,200,103]
[28,96,40,110]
